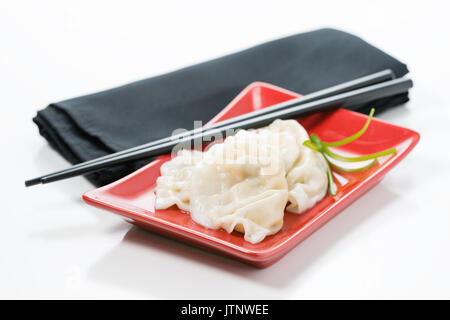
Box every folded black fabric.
[33,28,409,186]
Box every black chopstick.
[32,70,395,182]
[26,75,412,187]
[25,70,395,187]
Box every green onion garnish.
[303,108,397,196]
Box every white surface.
[1,0,449,299]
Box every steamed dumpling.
[265,119,329,213]
[155,119,328,244]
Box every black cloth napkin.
[33,28,409,186]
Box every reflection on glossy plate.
[83,82,420,268]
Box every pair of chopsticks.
[25,70,412,187]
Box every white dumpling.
[155,119,328,244]
[155,149,203,211]
[265,119,329,213]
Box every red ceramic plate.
[83,82,420,268]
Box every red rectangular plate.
[83,81,420,268]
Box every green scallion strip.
[323,146,396,162]
[322,108,375,147]
[327,158,378,172]
[325,161,337,195]
[302,108,397,195]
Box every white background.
[1,0,449,299]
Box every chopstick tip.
[25,177,42,187]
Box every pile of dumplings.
[155,119,328,244]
